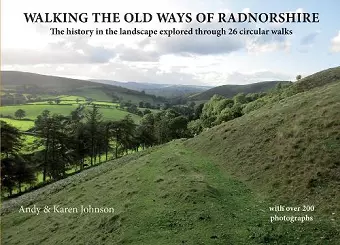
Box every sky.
[1,0,340,86]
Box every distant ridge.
[295,66,340,92]
[91,79,212,98]
[189,80,291,101]
[1,71,166,104]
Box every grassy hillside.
[1,71,165,104]
[2,71,95,90]
[295,66,340,92]
[186,81,340,213]
[4,141,338,245]
[189,81,291,101]
[243,66,340,115]
[2,74,340,244]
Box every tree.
[194,103,204,120]
[35,111,72,180]
[187,119,203,136]
[14,109,26,120]
[85,105,103,165]
[55,98,61,104]
[143,109,152,115]
[296,75,302,81]
[12,155,36,193]
[67,108,89,170]
[144,102,152,108]
[1,121,23,195]
[34,110,51,182]
[168,116,189,139]
[1,121,22,157]
[137,113,156,149]
[233,93,247,104]
[127,104,139,114]
[1,157,17,196]
[0,121,36,195]
[70,105,85,122]
[119,115,137,154]
[200,95,224,128]
[109,121,122,159]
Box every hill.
[2,69,340,244]
[189,80,291,101]
[295,66,340,92]
[1,71,166,104]
[91,79,212,98]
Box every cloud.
[300,31,320,46]
[2,5,294,66]
[298,31,320,53]
[330,31,340,53]
[115,45,160,62]
[137,21,289,58]
[2,38,116,65]
[246,34,290,53]
[153,33,244,56]
[135,21,247,57]
[2,0,324,86]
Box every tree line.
[1,104,194,197]
[187,82,293,135]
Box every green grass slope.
[4,141,337,245]
[2,71,95,90]
[295,66,340,92]
[2,75,340,244]
[186,81,340,216]
[189,81,291,101]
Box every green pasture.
[1,104,140,122]
[69,88,113,101]
[0,118,34,131]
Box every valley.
[1,66,340,244]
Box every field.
[0,104,140,122]
[1,105,79,120]
[57,95,87,100]
[69,87,113,101]
[0,118,34,131]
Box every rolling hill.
[295,66,340,92]
[2,67,340,244]
[1,71,166,104]
[91,79,212,98]
[189,80,291,101]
